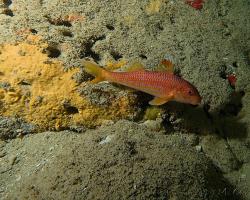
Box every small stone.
[142,119,162,131]
[195,145,202,152]
[99,135,114,145]
[9,155,17,166]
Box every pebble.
[99,135,114,145]
[195,145,202,152]
[142,119,162,132]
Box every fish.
[82,60,202,106]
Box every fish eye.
[188,90,193,95]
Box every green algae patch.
[144,106,165,120]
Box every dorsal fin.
[156,59,174,73]
[125,62,145,72]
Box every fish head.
[175,81,202,105]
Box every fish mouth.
[190,96,202,106]
[190,104,199,107]
[197,96,202,104]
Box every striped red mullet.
[82,61,201,106]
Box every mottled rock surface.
[0,121,242,200]
[0,0,250,199]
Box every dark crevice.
[169,14,175,24]
[53,20,71,27]
[219,91,244,117]
[2,0,13,16]
[62,30,73,37]
[81,42,100,62]
[0,82,11,91]
[139,54,147,59]
[95,35,106,41]
[63,102,79,115]
[219,103,242,116]
[44,46,61,58]
[106,24,115,30]
[3,9,14,17]
[162,113,175,132]
[232,61,238,68]
[82,47,100,61]
[239,90,245,97]
[3,0,12,6]
[18,80,31,86]
[203,103,212,119]
[219,65,227,79]
[110,51,123,60]
[220,72,227,79]
[156,22,164,31]
[46,16,72,27]
[65,106,79,114]
[125,141,137,156]
[30,29,38,34]
[80,35,106,62]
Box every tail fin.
[82,60,106,83]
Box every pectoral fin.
[149,96,172,106]
[90,77,105,84]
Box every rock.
[200,135,241,173]
[225,163,250,200]
[0,121,240,200]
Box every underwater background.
[0,0,250,199]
